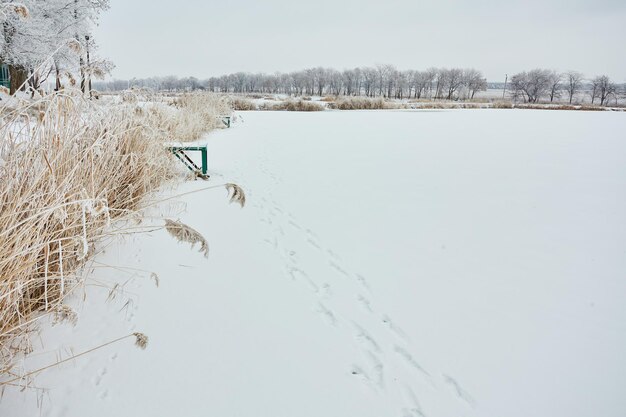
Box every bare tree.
[591,75,617,106]
[433,68,445,99]
[565,71,584,104]
[443,68,464,100]
[328,69,343,95]
[509,69,551,103]
[464,69,487,99]
[547,71,563,103]
[362,67,377,97]
[342,69,357,96]
[375,64,393,97]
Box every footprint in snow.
[357,295,374,313]
[263,236,279,250]
[320,283,333,299]
[316,302,337,326]
[382,315,409,341]
[288,267,319,293]
[329,261,349,277]
[306,238,322,250]
[401,386,427,417]
[394,346,431,380]
[350,365,376,391]
[98,389,109,400]
[288,220,302,230]
[365,351,385,388]
[443,374,475,407]
[356,274,371,292]
[353,323,382,353]
[284,249,298,265]
[93,368,107,386]
[327,249,341,261]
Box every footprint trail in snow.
[229,148,478,417]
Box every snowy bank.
[2,109,625,417]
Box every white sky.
[93,0,626,82]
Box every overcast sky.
[93,0,626,82]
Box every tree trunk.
[55,64,62,91]
[9,65,28,95]
[80,56,86,94]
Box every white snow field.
[2,109,626,417]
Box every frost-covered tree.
[591,75,617,106]
[342,68,358,96]
[565,71,583,104]
[509,69,552,103]
[0,0,110,95]
[362,67,377,97]
[546,71,563,103]
[463,68,487,99]
[442,68,464,100]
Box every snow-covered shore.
[2,109,626,417]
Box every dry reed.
[164,219,209,258]
[230,97,258,111]
[259,99,325,112]
[0,90,232,382]
[327,97,391,110]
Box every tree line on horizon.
[96,66,624,106]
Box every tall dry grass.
[230,97,258,111]
[328,96,395,110]
[139,92,232,142]
[0,90,231,381]
[259,99,325,111]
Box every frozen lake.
[3,109,626,417]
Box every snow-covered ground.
[2,109,626,417]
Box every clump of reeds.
[327,96,389,110]
[230,97,258,111]
[0,92,172,374]
[260,99,325,111]
[0,90,232,381]
[513,103,608,111]
[143,92,232,142]
[492,101,514,109]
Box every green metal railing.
[167,145,209,179]
[0,65,10,89]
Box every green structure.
[0,64,10,90]
[167,144,209,179]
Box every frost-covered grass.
[227,94,625,112]
[328,96,390,110]
[0,91,231,380]
[259,99,324,111]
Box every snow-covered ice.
[2,109,626,417]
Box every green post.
[201,147,208,175]
[0,64,10,90]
